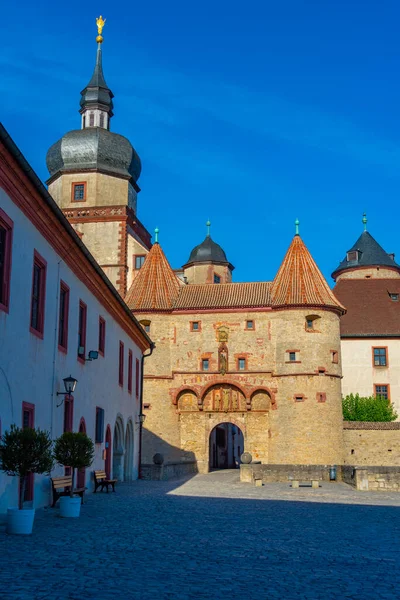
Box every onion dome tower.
[332,214,400,282]
[183,221,234,284]
[45,17,151,297]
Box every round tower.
[268,222,345,466]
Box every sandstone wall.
[48,172,134,209]
[335,267,400,281]
[343,422,400,466]
[140,306,344,469]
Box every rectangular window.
[373,347,387,367]
[238,358,246,371]
[89,113,95,127]
[135,255,145,269]
[294,395,304,402]
[374,384,389,400]
[331,351,339,364]
[136,359,140,398]
[99,113,105,128]
[347,250,358,262]
[99,317,106,356]
[128,350,133,394]
[214,274,221,284]
[95,407,105,443]
[389,293,399,301]
[63,396,74,432]
[246,320,254,330]
[119,341,124,386]
[30,250,47,338]
[78,301,87,361]
[72,183,86,202]
[306,319,313,329]
[58,281,70,351]
[317,393,326,403]
[202,359,209,371]
[289,352,296,362]
[0,209,13,312]
[191,321,200,332]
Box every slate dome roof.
[185,235,229,266]
[46,128,142,183]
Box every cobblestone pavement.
[1,470,400,600]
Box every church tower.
[46,17,151,296]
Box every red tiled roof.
[334,278,400,336]
[271,235,345,313]
[173,281,272,309]
[125,243,182,311]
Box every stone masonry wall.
[343,423,400,466]
[140,306,344,469]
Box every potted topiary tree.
[53,431,94,518]
[0,425,53,534]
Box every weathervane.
[96,15,106,43]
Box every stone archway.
[124,419,134,481]
[209,422,244,470]
[113,416,125,481]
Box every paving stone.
[1,471,400,599]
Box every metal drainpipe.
[138,342,155,479]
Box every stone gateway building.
[125,228,346,473]
[44,24,400,481]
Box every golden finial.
[96,15,106,43]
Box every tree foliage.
[0,425,53,509]
[54,432,94,497]
[342,393,398,422]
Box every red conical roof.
[125,243,182,311]
[271,235,345,313]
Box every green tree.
[0,425,54,509]
[54,432,94,497]
[342,393,398,422]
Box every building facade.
[333,217,400,415]
[0,125,151,515]
[124,231,346,473]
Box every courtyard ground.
[1,470,400,599]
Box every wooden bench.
[290,479,320,489]
[93,470,117,493]
[51,476,86,507]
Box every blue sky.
[2,1,400,283]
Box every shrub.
[0,425,53,509]
[54,432,94,497]
[342,393,398,422]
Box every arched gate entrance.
[209,423,244,469]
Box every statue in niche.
[222,388,230,412]
[219,345,228,375]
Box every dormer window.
[347,250,359,262]
[389,293,399,301]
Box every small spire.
[362,212,367,232]
[295,218,300,236]
[96,15,106,44]
[206,220,211,237]
[154,227,159,243]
